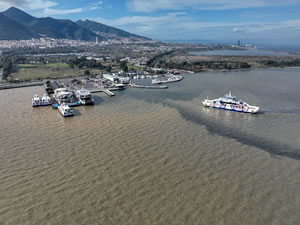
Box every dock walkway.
[130,83,168,89]
[0,82,43,90]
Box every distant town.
[1,37,300,86]
[0,37,158,50]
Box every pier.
[130,83,168,89]
[26,73,183,118]
[103,89,115,96]
[0,82,43,90]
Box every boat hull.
[58,109,74,117]
[32,103,52,107]
[202,101,259,114]
[60,113,74,117]
[58,104,75,117]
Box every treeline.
[157,60,251,72]
[147,50,176,67]
[2,47,82,56]
[262,59,300,67]
[0,54,49,79]
[67,57,112,72]
[0,56,13,79]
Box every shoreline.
[179,65,300,74]
[1,66,300,91]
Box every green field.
[18,64,38,68]
[43,63,69,68]
[12,63,103,81]
[129,65,145,70]
[18,63,69,69]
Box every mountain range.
[0,7,150,41]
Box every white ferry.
[58,104,74,117]
[75,89,94,105]
[32,94,51,107]
[202,92,259,114]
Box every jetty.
[103,89,115,96]
[130,83,168,89]
[0,81,43,90]
[152,75,183,84]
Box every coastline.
[149,49,300,74]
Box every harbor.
[1,68,300,225]
[29,73,184,117]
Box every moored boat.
[32,94,51,107]
[58,103,74,117]
[202,92,259,114]
[54,88,80,106]
[75,89,94,105]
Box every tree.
[78,61,85,69]
[124,65,128,73]
[96,61,103,69]
[2,59,12,79]
[120,61,128,72]
[106,65,112,73]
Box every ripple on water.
[0,71,300,225]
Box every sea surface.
[190,49,296,56]
[0,68,300,225]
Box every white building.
[103,74,120,84]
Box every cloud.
[126,0,300,12]
[90,12,188,35]
[42,1,104,16]
[89,12,300,41]
[87,1,103,10]
[0,0,103,16]
[91,12,186,27]
[43,7,83,16]
[233,20,300,33]
[0,0,57,11]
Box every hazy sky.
[1,0,300,44]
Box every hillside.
[0,7,150,41]
[77,19,150,40]
[2,7,100,41]
[0,13,35,40]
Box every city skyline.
[1,0,300,46]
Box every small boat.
[202,92,259,114]
[75,89,94,105]
[32,94,51,107]
[58,104,74,117]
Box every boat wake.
[259,108,300,115]
[166,101,300,161]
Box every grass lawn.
[129,65,145,70]
[18,64,38,68]
[11,64,105,81]
[42,62,69,68]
